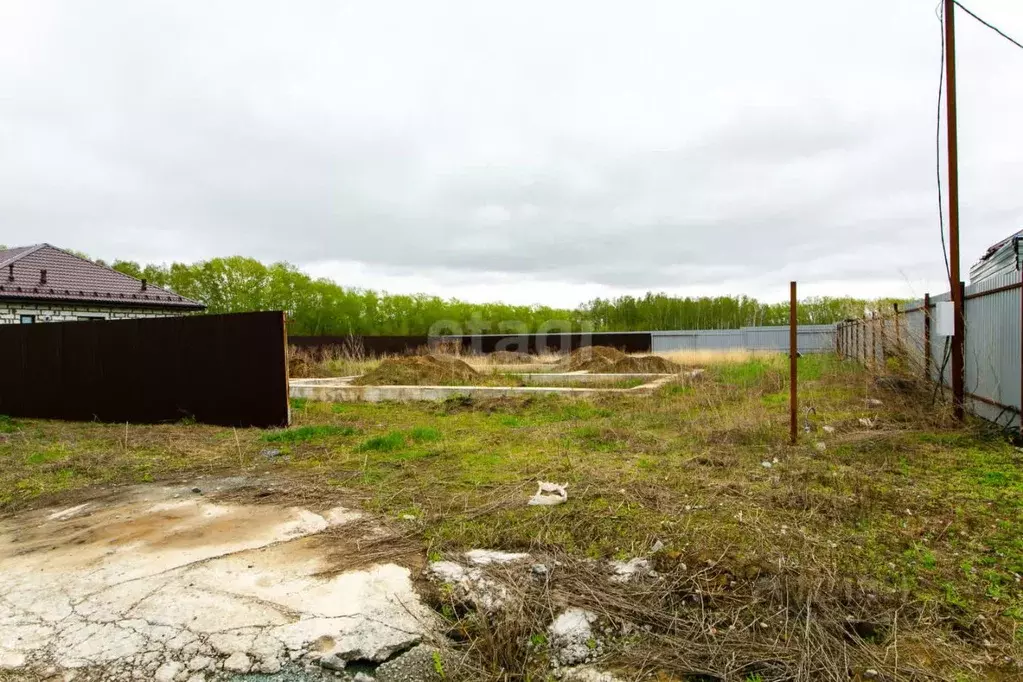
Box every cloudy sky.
[1,1,1021,306]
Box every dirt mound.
[353,355,478,386]
[611,355,680,374]
[557,347,679,374]
[489,350,534,363]
[559,346,627,371]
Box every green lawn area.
[1,354,1020,681]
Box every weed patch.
[356,431,407,452]
[261,425,356,443]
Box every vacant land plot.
[1,355,1021,681]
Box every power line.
[953,1,1023,52]
[936,3,951,281]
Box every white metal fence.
[838,270,1022,429]
[652,325,837,353]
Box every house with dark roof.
[0,244,204,323]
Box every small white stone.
[464,549,531,565]
[154,661,184,682]
[223,652,251,673]
[0,652,26,670]
[187,656,212,672]
[761,461,772,469]
[257,658,282,674]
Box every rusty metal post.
[790,281,797,445]
[944,0,965,422]
[924,293,932,382]
[955,281,966,420]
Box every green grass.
[0,353,1020,679]
[410,426,442,443]
[0,415,20,434]
[356,431,407,452]
[261,424,356,443]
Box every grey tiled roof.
[0,244,205,310]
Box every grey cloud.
[1,0,1021,299]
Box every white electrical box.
[934,301,955,337]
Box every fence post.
[859,319,864,363]
[869,313,876,371]
[789,281,797,446]
[893,302,901,357]
[879,312,887,368]
[954,281,965,421]
[924,293,931,382]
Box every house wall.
[0,301,188,324]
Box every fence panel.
[964,272,1022,428]
[651,330,743,352]
[654,325,836,353]
[901,302,927,375]
[0,311,289,427]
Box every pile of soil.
[559,347,680,374]
[611,355,681,374]
[558,346,628,372]
[352,355,478,386]
[489,350,534,363]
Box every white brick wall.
[0,301,192,324]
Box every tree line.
[108,255,890,336]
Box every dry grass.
[5,354,1020,681]
[658,348,783,367]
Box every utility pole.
[944,0,965,422]
[789,281,797,445]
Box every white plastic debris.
[822,425,836,434]
[858,417,876,428]
[528,481,568,506]
[865,399,884,407]
[650,539,665,553]
[761,461,773,469]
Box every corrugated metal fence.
[837,271,1022,429]
[0,311,290,427]
[652,325,837,353]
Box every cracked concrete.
[0,482,435,681]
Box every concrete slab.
[290,371,693,403]
[0,482,434,680]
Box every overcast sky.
[1,1,1022,306]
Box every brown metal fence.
[837,271,1023,430]
[0,311,290,427]
[289,332,653,356]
